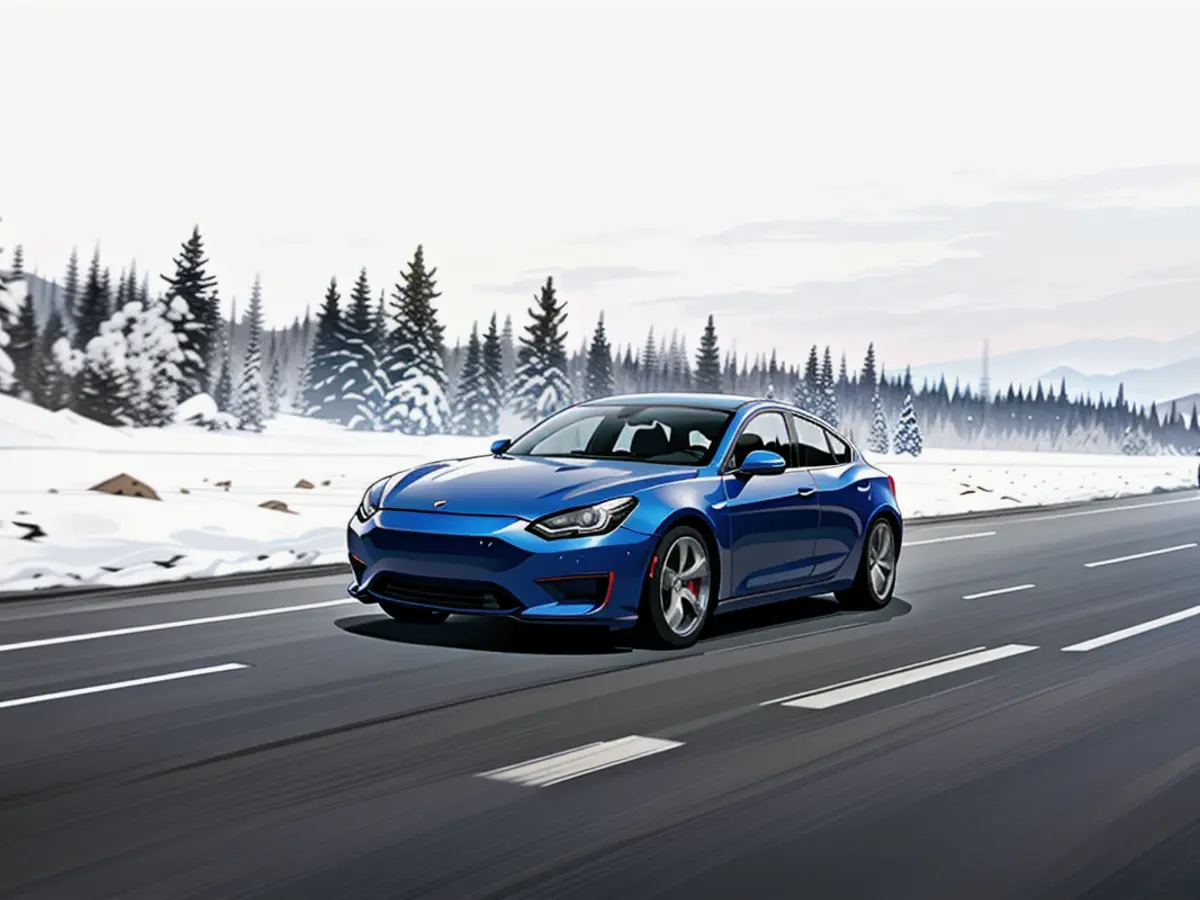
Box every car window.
[731,412,792,468]
[791,415,836,467]
[826,430,852,465]
[507,404,733,466]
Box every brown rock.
[259,499,296,514]
[89,474,162,501]
[295,479,314,489]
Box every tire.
[640,525,716,649]
[836,517,898,611]
[379,602,451,624]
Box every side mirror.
[736,449,787,476]
[490,438,513,455]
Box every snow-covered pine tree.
[61,248,80,335]
[867,385,890,454]
[585,313,614,399]
[337,268,388,431]
[765,383,776,400]
[8,291,37,398]
[500,313,516,385]
[481,312,504,433]
[0,239,16,394]
[1121,423,1150,456]
[213,302,235,412]
[820,346,838,427]
[794,345,819,414]
[9,244,23,278]
[31,310,70,409]
[511,276,573,421]
[267,333,283,418]
[300,277,343,418]
[694,315,722,392]
[235,276,268,431]
[382,245,451,434]
[450,323,491,436]
[161,225,220,396]
[893,392,923,456]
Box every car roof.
[580,392,759,411]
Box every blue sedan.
[347,393,902,649]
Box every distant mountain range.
[906,332,1200,408]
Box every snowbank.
[1,403,1196,594]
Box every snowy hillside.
[1,395,1196,595]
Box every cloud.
[480,265,672,295]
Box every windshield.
[506,404,734,466]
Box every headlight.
[527,497,638,539]
[356,477,389,522]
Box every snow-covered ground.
[1,394,1196,594]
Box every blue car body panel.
[346,392,902,629]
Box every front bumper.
[346,508,654,624]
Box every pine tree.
[450,323,491,435]
[382,245,451,434]
[500,313,516,384]
[62,247,80,334]
[235,276,268,431]
[10,244,24,278]
[820,346,838,426]
[794,345,820,413]
[861,342,878,393]
[301,276,344,418]
[267,334,283,417]
[585,313,614,399]
[0,243,15,394]
[32,310,71,409]
[867,385,890,454]
[481,312,504,433]
[161,225,219,396]
[640,327,658,391]
[511,276,573,421]
[694,314,722,392]
[73,247,110,351]
[893,393,923,456]
[214,316,234,414]
[9,292,37,398]
[336,268,387,430]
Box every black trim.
[720,408,800,474]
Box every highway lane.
[0,492,1198,898]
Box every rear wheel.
[640,525,715,649]
[836,517,897,611]
[379,602,450,624]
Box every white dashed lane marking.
[0,599,359,655]
[1062,603,1200,652]
[762,644,1040,710]
[1083,543,1197,569]
[0,663,249,710]
[905,531,996,547]
[478,736,684,788]
[962,584,1036,600]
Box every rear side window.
[826,430,852,465]
[791,415,835,467]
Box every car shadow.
[336,594,912,656]
[336,614,631,655]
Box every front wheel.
[640,525,715,649]
[836,518,897,611]
[379,602,451,624]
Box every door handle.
[856,483,871,492]
[796,487,817,497]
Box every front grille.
[369,574,524,612]
[366,530,530,572]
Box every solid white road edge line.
[1062,604,1200,652]
[0,599,360,654]
[477,736,684,787]
[962,584,1036,600]
[905,531,997,547]
[1018,495,1200,523]
[1084,543,1198,569]
[775,644,1040,709]
[0,663,249,710]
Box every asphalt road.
[2,493,1200,899]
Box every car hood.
[379,454,697,520]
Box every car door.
[721,410,820,597]
[791,415,869,579]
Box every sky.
[3,0,1200,378]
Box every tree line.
[3,224,1199,457]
